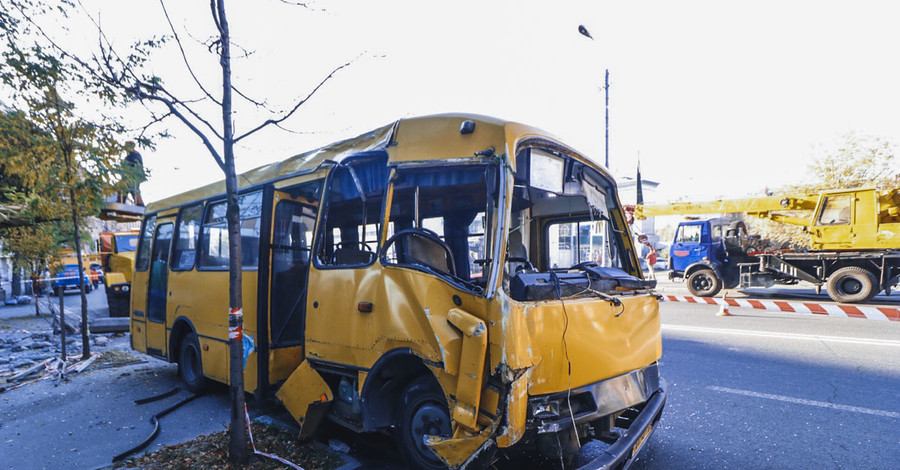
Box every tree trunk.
[11,255,21,297]
[217,0,249,464]
[71,189,91,360]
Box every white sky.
[62,0,900,204]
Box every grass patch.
[95,349,140,367]
[114,422,343,470]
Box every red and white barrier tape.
[664,294,900,322]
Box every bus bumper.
[572,380,667,470]
[106,282,131,317]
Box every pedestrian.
[120,141,146,206]
[30,271,43,297]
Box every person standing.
[121,141,146,206]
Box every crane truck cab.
[669,218,751,297]
[98,230,139,317]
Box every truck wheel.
[826,267,877,304]
[687,268,722,297]
[178,332,210,393]
[395,375,452,470]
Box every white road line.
[708,386,900,419]
[661,324,900,348]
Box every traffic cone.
[716,292,732,316]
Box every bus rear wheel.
[395,375,452,470]
[826,267,877,303]
[178,332,210,393]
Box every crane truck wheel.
[826,267,877,304]
[687,268,722,297]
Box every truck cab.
[669,218,746,296]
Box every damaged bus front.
[276,116,666,469]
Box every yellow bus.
[130,114,666,469]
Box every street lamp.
[578,25,610,170]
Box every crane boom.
[635,194,819,220]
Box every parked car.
[50,264,93,294]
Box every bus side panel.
[130,269,149,353]
[170,270,259,390]
[304,263,488,401]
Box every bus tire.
[178,332,210,393]
[826,267,877,304]
[395,375,452,470]
[687,268,722,297]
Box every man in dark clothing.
[121,141,146,206]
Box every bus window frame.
[313,155,388,271]
[171,202,205,272]
[135,214,158,272]
[197,189,263,272]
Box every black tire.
[178,332,210,393]
[395,376,452,470]
[826,267,877,304]
[687,268,722,297]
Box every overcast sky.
[61,0,900,204]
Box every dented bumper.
[523,364,666,469]
[574,379,666,470]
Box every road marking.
[708,386,900,419]
[662,324,900,348]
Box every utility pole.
[605,68,610,169]
[577,25,611,169]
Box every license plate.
[632,423,654,457]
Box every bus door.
[267,189,318,382]
[146,221,174,356]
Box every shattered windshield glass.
[505,147,651,301]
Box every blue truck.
[668,217,753,297]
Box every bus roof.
[147,113,602,212]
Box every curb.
[663,294,900,322]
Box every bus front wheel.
[178,332,210,393]
[395,375,452,470]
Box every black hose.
[112,390,203,462]
[134,386,179,405]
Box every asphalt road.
[634,302,900,470]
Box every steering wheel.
[381,228,456,277]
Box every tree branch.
[159,0,221,106]
[234,57,354,143]
[128,86,225,171]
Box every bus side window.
[317,158,387,267]
[198,191,262,270]
[136,215,157,272]
[172,204,203,271]
[385,166,493,283]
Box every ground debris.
[113,422,343,470]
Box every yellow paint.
[276,360,333,437]
[494,371,529,448]
[446,309,487,431]
[519,294,661,396]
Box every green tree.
[0,43,129,360]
